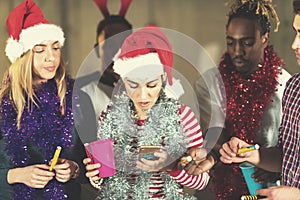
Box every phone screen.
[139,146,161,160]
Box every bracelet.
[89,177,103,189]
[71,162,80,179]
[209,148,220,165]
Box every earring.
[159,87,167,101]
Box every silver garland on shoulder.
[96,91,196,199]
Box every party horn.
[49,146,62,171]
[237,144,260,154]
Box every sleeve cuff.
[0,168,11,187]
[167,169,181,177]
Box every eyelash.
[227,41,253,47]
[128,83,158,89]
[34,47,61,54]
[129,84,138,89]
[147,84,157,88]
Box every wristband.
[209,148,220,165]
[71,162,80,179]
[89,177,103,189]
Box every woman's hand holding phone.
[137,146,173,172]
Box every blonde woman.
[0,0,85,199]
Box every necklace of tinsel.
[211,45,283,199]
[96,91,196,200]
[0,78,74,200]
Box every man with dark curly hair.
[190,0,291,199]
[220,1,300,199]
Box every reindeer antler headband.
[93,0,132,17]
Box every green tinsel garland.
[96,92,196,199]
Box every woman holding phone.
[83,26,209,199]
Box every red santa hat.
[5,0,65,63]
[113,26,173,85]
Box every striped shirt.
[278,72,300,188]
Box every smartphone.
[139,145,161,160]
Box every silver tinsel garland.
[96,92,196,199]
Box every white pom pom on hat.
[5,37,24,63]
[5,0,65,63]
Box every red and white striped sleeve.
[179,104,204,149]
[168,104,210,190]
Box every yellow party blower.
[237,144,260,154]
[49,146,62,171]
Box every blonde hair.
[227,0,280,33]
[0,50,67,129]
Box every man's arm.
[256,147,283,172]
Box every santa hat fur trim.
[114,51,185,99]
[5,23,65,63]
[113,52,164,78]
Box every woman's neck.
[135,108,147,120]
